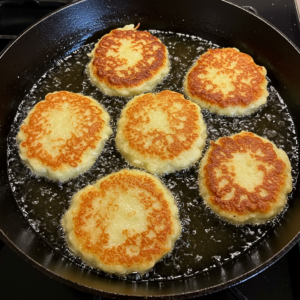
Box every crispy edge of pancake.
[115,91,207,174]
[87,24,170,97]
[183,48,269,116]
[199,132,293,224]
[16,92,112,182]
[61,169,182,275]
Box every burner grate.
[0,0,73,50]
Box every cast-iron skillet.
[1,0,300,298]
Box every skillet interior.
[1,0,300,297]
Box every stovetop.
[1,0,300,299]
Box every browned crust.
[122,90,201,160]
[19,91,106,171]
[91,29,168,89]
[72,171,174,268]
[203,132,288,215]
[186,48,267,108]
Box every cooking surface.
[1,0,300,299]
[7,31,299,281]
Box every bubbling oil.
[7,30,299,282]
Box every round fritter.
[199,131,292,224]
[184,48,269,116]
[87,24,170,97]
[62,169,181,275]
[17,91,112,181]
[116,90,207,174]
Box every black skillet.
[1,0,300,298]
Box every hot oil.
[7,31,299,281]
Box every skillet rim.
[1,0,300,298]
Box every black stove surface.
[1,0,300,299]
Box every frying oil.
[7,30,299,281]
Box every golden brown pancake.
[184,48,269,116]
[61,169,181,275]
[199,131,292,224]
[17,91,112,181]
[87,24,170,97]
[115,90,207,174]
